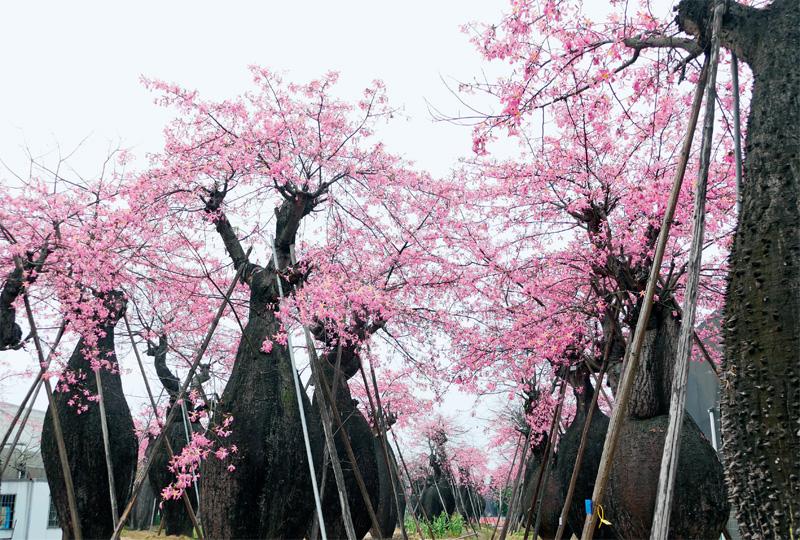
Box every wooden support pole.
[0,321,66,485]
[21,294,82,540]
[366,362,411,540]
[123,314,204,540]
[579,55,712,540]
[310,335,384,536]
[554,364,610,540]
[112,254,247,539]
[301,335,358,540]
[498,428,531,540]
[650,4,725,538]
[522,375,568,540]
[95,370,120,528]
[390,428,433,533]
[489,434,522,540]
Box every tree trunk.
[41,293,137,540]
[147,335,198,537]
[606,415,729,539]
[372,434,405,538]
[628,304,679,419]
[678,1,800,535]
[200,278,322,539]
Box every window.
[47,497,60,528]
[0,494,15,530]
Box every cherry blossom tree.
[454,0,798,536]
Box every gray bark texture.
[677,1,800,536]
[41,291,137,540]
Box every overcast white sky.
[0,1,511,176]
[0,1,517,458]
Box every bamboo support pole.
[21,293,82,539]
[95,370,120,528]
[731,53,743,214]
[366,362,411,539]
[489,434,522,540]
[498,429,531,540]
[112,253,247,539]
[390,428,434,527]
[309,332,384,536]
[300,333,358,540]
[579,55,712,540]
[0,321,66,485]
[650,4,725,538]
[522,375,568,540]
[122,314,204,540]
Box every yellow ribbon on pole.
[596,505,612,529]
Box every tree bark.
[677,1,800,535]
[146,336,198,537]
[41,292,137,540]
[200,191,323,539]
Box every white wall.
[0,480,61,540]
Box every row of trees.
[0,0,796,538]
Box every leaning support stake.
[579,53,712,540]
[489,433,522,540]
[650,3,725,538]
[112,251,249,539]
[122,314,204,540]
[21,293,82,540]
[309,325,384,536]
[498,428,532,540]
[523,374,568,540]
[0,321,66,486]
[581,55,713,539]
[95,370,120,527]
[270,242,329,540]
[363,362,411,540]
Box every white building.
[0,402,61,540]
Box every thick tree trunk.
[419,482,455,519]
[41,293,137,540]
[569,305,727,537]
[200,277,322,539]
[678,1,800,535]
[146,335,198,537]
[628,304,679,419]
[606,414,729,539]
[372,435,405,538]
[128,476,155,531]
